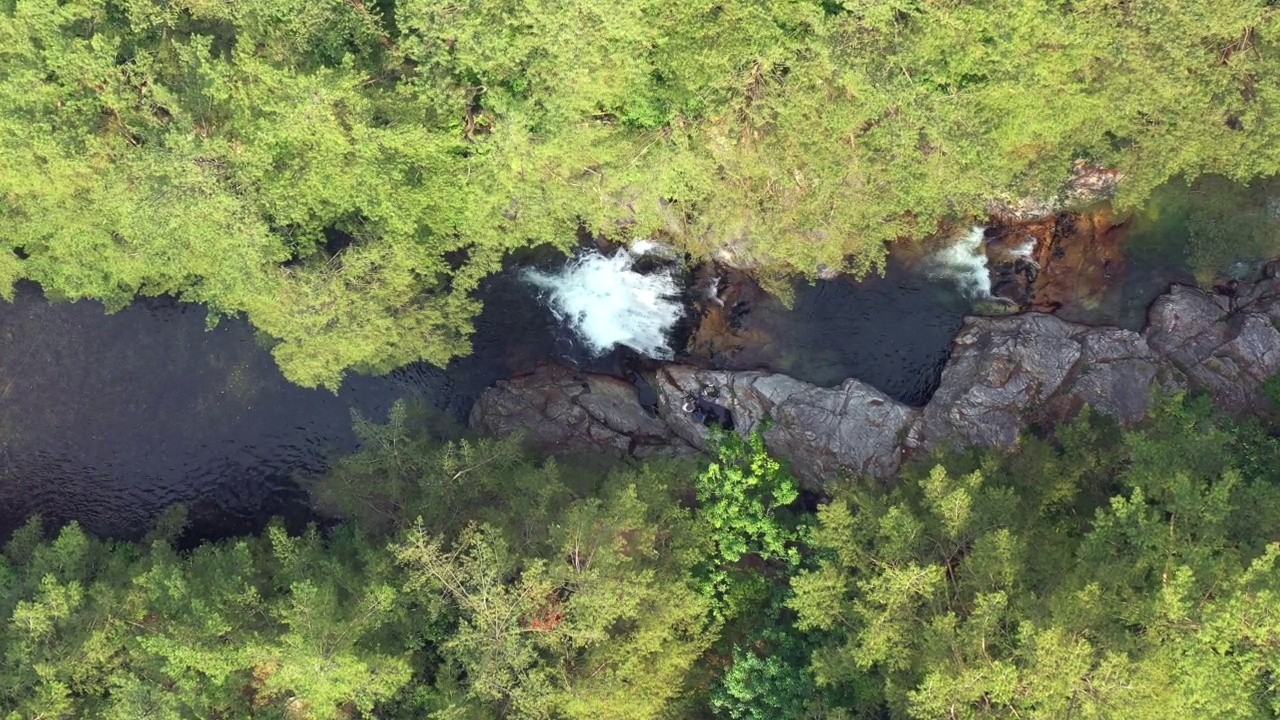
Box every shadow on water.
[0,263,613,544]
[1121,174,1280,302]
[4,176,1270,543]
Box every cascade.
[929,226,992,298]
[524,245,683,358]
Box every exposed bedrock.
[469,364,689,460]
[1143,277,1280,415]
[652,366,918,484]
[471,265,1280,487]
[908,314,1185,453]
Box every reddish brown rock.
[682,264,772,364]
[985,208,1126,323]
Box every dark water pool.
[699,260,973,406]
[0,267,607,542]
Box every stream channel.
[0,184,1235,543]
[0,259,974,542]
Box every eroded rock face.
[1067,327,1180,422]
[469,364,684,458]
[1144,277,1280,414]
[908,314,1181,452]
[654,365,919,484]
[912,314,1083,450]
[985,209,1127,323]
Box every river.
[4,184,1241,543]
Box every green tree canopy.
[3,0,1279,384]
[4,398,1280,717]
[791,401,1280,718]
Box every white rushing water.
[524,245,684,358]
[1010,237,1038,261]
[929,226,992,298]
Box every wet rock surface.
[469,364,685,459]
[985,209,1127,323]
[683,264,771,364]
[471,267,1280,487]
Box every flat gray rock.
[469,269,1280,487]
[912,314,1083,451]
[1144,280,1280,414]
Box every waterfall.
[524,246,684,358]
[929,226,992,298]
[1009,237,1039,265]
[1010,238,1034,258]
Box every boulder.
[1066,327,1182,423]
[910,313,1181,452]
[653,365,919,484]
[470,268,1280,488]
[1143,281,1280,414]
[911,314,1078,451]
[469,364,684,458]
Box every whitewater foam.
[929,226,992,298]
[524,248,684,358]
[628,239,676,258]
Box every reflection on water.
[709,261,972,406]
[1123,174,1280,299]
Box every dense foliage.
[3,0,1279,384]
[3,397,1280,718]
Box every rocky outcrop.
[909,314,1183,452]
[653,365,918,483]
[984,209,1130,324]
[916,264,1280,449]
[471,266,1280,486]
[987,162,1122,222]
[469,364,685,459]
[1143,280,1280,415]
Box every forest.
[2,0,1279,385]
[3,398,1280,718]
[5,0,1280,718]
